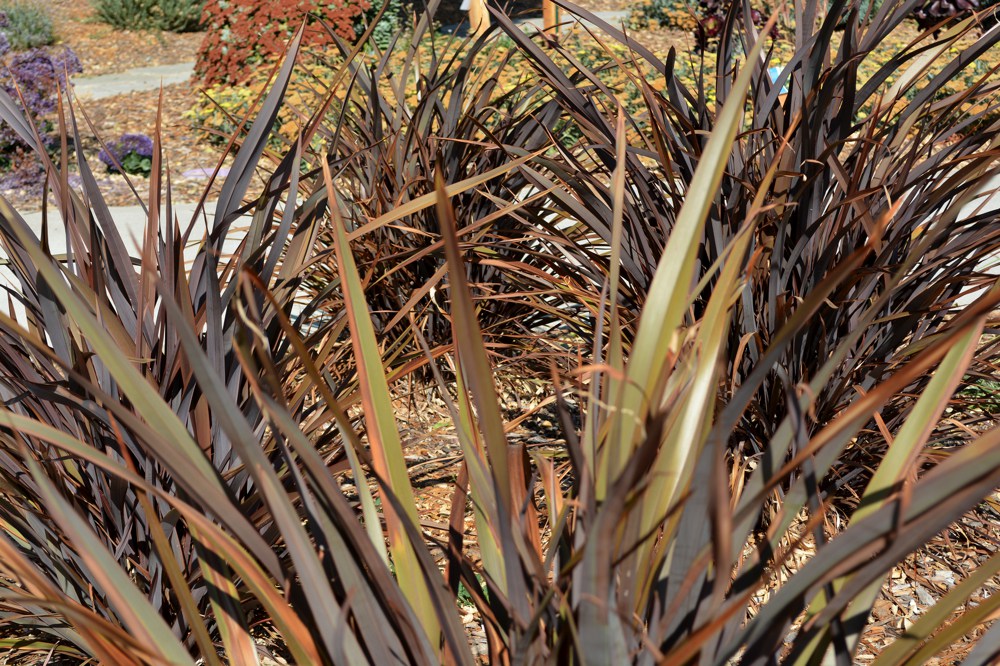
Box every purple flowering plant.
[0,44,82,188]
[98,132,154,177]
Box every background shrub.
[630,0,986,48]
[187,23,1000,150]
[0,0,54,51]
[628,0,701,31]
[186,34,642,146]
[194,0,403,86]
[0,46,80,187]
[98,132,154,176]
[91,0,205,33]
[913,0,979,29]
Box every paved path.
[16,201,238,261]
[72,61,195,100]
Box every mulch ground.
[48,0,205,76]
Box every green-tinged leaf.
[434,169,512,510]
[341,423,391,566]
[158,288,370,665]
[794,314,987,664]
[598,108,628,498]
[19,452,193,665]
[731,422,1000,664]
[322,160,440,642]
[262,396,442,665]
[610,15,777,485]
[0,410,324,665]
[133,491,224,666]
[214,26,304,229]
[0,203,287,575]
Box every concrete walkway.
[14,203,247,272]
[0,202,251,319]
[517,9,629,33]
[72,61,195,100]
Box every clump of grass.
[91,0,205,33]
[0,1,997,664]
[0,0,54,51]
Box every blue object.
[768,66,789,94]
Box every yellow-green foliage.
[185,24,1000,146]
[629,0,702,32]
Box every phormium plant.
[0,1,998,664]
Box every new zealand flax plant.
[0,0,999,663]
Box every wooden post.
[468,0,490,36]
[543,0,558,35]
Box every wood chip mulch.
[48,0,205,77]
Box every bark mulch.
[49,0,205,77]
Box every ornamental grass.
[0,0,998,663]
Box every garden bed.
[0,1,227,211]
[8,0,683,213]
[0,1,998,664]
[48,0,204,76]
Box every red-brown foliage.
[194,0,371,86]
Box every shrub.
[187,21,1000,151]
[628,0,701,31]
[636,0,983,50]
[194,0,403,86]
[1,3,1000,665]
[0,46,80,186]
[0,0,54,51]
[91,0,206,32]
[98,132,154,176]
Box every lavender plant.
[98,132,155,176]
[0,45,81,187]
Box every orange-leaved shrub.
[194,0,371,86]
